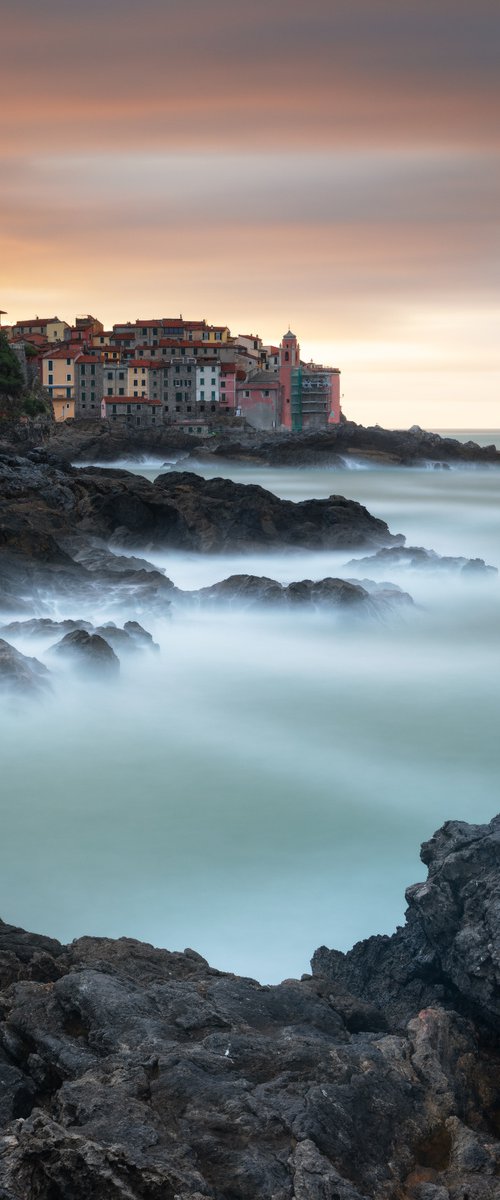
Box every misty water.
[1,435,500,982]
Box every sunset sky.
[1,0,499,427]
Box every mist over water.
[1,438,500,981]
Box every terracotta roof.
[127,360,152,368]
[77,355,104,364]
[14,317,59,327]
[42,347,82,360]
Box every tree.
[0,332,24,400]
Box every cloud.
[1,1,499,153]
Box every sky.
[1,0,499,428]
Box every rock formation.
[18,418,500,468]
[0,816,500,1197]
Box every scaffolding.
[291,368,303,432]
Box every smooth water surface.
[1,439,499,981]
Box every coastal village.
[2,313,341,433]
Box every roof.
[103,396,162,406]
[127,359,152,368]
[77,355,104,364]
[282,329,297,340]
[14,317,59,327]
[238,371,281,388]
[42,347,82,360]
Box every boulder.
[50,630,119,677]
[0,638,50,696]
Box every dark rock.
[123,620,160,649]
[0,618,92,639]
[1,818,500,1197]
[0,638,50,696]
[345,546,498,575]
[187,574,413,616]
[312,814,500,1033]
[50,630,120,676]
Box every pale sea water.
[1,431,499,981]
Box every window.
[66,374,72,382]
[107,387,113,395]
[112,405,117,414]
[211,404,216,412]
[200,390,205,400]
[48,360,53,369]
[175,365,180,374]
[48,374,53,385]
[211,391,216,400]
[118,388,124,396]
[91,365,95,376]
[119,372,125,380]
[80,364,85,374]
[91,391,95,401]
[107,371,113,380]
[66,388,71,398]
[134,367,138,374]
[187,405,192,412]
[285,351,289,361]
[175,392,182,402]
[175,405,180,412]
[81,391,86,401]
[66,358,71,366]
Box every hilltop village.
[3,314,341,434]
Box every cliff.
[0,816,499,1198]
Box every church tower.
[279,330,300,429]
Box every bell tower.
[279,329,300,430]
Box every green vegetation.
[0,331,24,400]
[0,332,52,421]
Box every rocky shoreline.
[2,417,499,469]
[0,815,499,1198]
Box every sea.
[1,429,499,982]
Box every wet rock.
[187,574,413,616]
[345,545,498,575]
[50,630,119,676]
[15,419,500,468]
[312,814,500,1032]
[0,618,92,639]
[0,638,50,696]
[123,620,160,649]
[1,818,500,1197]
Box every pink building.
[236,371,283,430]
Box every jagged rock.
[0,638,50,696]
[188,574,413,615]
[123,620,160,649]
[1,819,500,1197]
[0,618,92,639]
[50,630,119,676]
[31,421,500,468]
[312,814,500,1032]
[345,545,498,575]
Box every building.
[291,363,341,431]
[278,330,301,430]
[236,371,282,430]
[13,317,70,343]
[42,346,82,420]
[101,396,162,427]
[74,356,103,419]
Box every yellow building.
[42,347,81,421]
[13,317,70,343]
[127,360,151,396]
